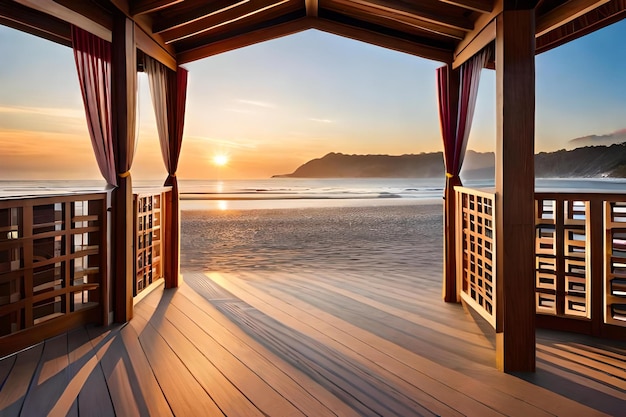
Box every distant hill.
[568,128,626,148]
[272,143,626,179]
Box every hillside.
[272,143,626,178]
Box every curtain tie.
[118,171,131,178]
[445,172,454,178]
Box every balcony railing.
[456,186,626,339]
[456,186,496,327]
[134,189,169,296]
[0,193,108,355]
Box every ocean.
[1,177,626,210]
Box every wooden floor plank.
[21,334,71,417]
[540,342,626,378]
[536,349,626,395]
[116,319,174,417]
[0,343,43,417]
[4,268,625,417]
[66,327,115,417]
[201,272,506,417]
[85,326,153,417]
[138,323,225,416]
[269,271,493,349]
[206,271,609,417]
[134,302,269,417]
[0,355,16,389]
[175,282,360,417]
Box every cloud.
[568,128,626,148]
[223,108,254,114]
[0,105,84,119]
[309,118,333,124]
[185,135,258,149]
[235,99,275,108]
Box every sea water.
[1,178,626,210]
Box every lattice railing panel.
[457,187,495,327]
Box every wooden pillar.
[443,68,461,303]
[588,199,604,336]
[164,182,180,289]
[494,6,536,372]
[111,12,136,323]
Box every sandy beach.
[180,203,443,281]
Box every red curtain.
[437,47,490,302]
[71,26,116,186]
[165,66,188,186]
[438,47,490,184]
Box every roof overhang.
[2,0,625,68]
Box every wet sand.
[180,203,443,282]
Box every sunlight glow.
[213,154,229,166]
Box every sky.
[0,20,625,180]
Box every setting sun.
[213,154,229,166]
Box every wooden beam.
[135,23,177,69]
[331,0,466,39]
[131,0,183,15]
[14,0,111,40]
[536,0,626,54]
[452,19,494,68]
[153,0,250,33]
[111,12,136,323]
[305,0,318,17]
[161,0,289,43]
[536,0,610,37]
[312,18,453,62]
[453,0,502,67]
[0,0,71,45]
[438,0,493,13]
[588,199,604,336]
[494,8,536,373]
[346,0,473,31]
[177,16,312,62]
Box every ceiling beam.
[312,17,453,62]
[153,0,252,33]
[331,0,466,39]
[0,0,71,45]
[452,19,494,68]
[305,0,318,17]
[347,0,473,31]
[14,0,111,40]
[536,0,626,53]
[161,0,290,43]
[536,0,610,37]
[131,0,183,16]
[135,23,177,69]
[453,0,502,67]
[177,17,312,63]
[438,0,493,13]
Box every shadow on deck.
[1,270,625,416]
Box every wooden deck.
[1,270,625,416]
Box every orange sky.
[1,22,626,181]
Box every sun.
[212,154,229,166]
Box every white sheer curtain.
[144,55,171,169]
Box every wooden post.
[111,12,136,323]
[494,6,536,372]
[164,183,180,289]
[588,198,604,336]
[443,68,461,303]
